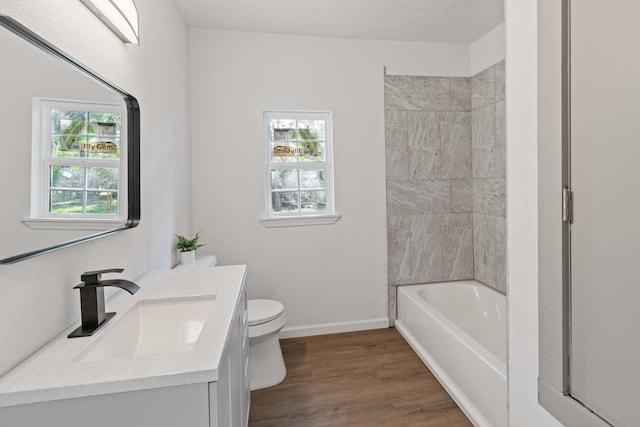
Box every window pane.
[86,114,120,159]
[55,117,88,155]
[272,191,299,213]
[87,191,117,215]
[89,111,121,127]
[88,167,118,190]
[294,120,325,162]
[296,120,324,137]
[270,142,301,162]
[51,166,84,188]
[300,169,325,189]
[301,190,326,212]
[50,190,83,213]
[272,127,294,141]
[269,119,296,141]
[52,110,85,133]
[271,169,298,190]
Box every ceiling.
[173,0,504,44]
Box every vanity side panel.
[0,383,210,427]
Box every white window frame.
[260,110,340,228]
[23,98,126,230]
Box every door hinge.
[562,187,573,223]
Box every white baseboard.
[279,318,389,339]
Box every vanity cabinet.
[0,266,250,427]
[210,283,250,427]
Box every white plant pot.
[180,250,196,265]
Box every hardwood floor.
[249,328,472,427]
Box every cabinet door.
[569,1,640,426]
[229,302,244,425]
[229,288,250,426]
[211,350,232,427]
[241,293,250,426]
[210,286,249,427]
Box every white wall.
[189,30,469,336]
[505,0,564,425]
[0,0,192,375]
[470,22,506,75]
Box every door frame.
[537,1,612,425]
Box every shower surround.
[385,61,506,320]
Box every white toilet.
[248,299,287,391]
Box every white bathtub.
[395,281,507,427]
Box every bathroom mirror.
[0,16,140,264]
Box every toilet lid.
[248,299,285,326]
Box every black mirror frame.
[0,16,140,264]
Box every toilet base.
[249,334,286,391]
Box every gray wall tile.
[385,76,451,111]
[419,77,450,111]
[385,111,409,180]
[409,215,444,283]
[471,65,496,110]
[472,104,500,178]
[387,215,412,285]
[494,100,506,177]
[388,215,447,285]
[408,111,440,149]
[443,213,474,280]
[410,150,440,180]
[494,216,507,293]
[495,60,505,102]
[408,111,440,179]
[388,286,397,324]
[474,178,506,216]
[473,213,490,285]
[483,178,506,217]
[384,75,420,110]
[441,112,472,179]
[452,179,473,212]
[450,77,471,112]
[386,180,451,215]
[473,214,507,293]
[386,181,416,216]
[473,179,483,213]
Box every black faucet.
[68,268,140,338]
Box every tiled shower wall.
[472,61,506,293]
[385,61,505,319]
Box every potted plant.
[176,231,205,265]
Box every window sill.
[23,217,125,231]
[259,214,341,228]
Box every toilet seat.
[248,299,284,326]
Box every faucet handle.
[81,268,125,285]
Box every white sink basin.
[78,296,216,362]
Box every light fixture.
[80,0,139,45]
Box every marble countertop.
[0,264,246,408]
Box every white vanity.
[0,265,250,427]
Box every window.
[261,111,339,227]
[26,98,124,229]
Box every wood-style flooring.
[249,327,472,427]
